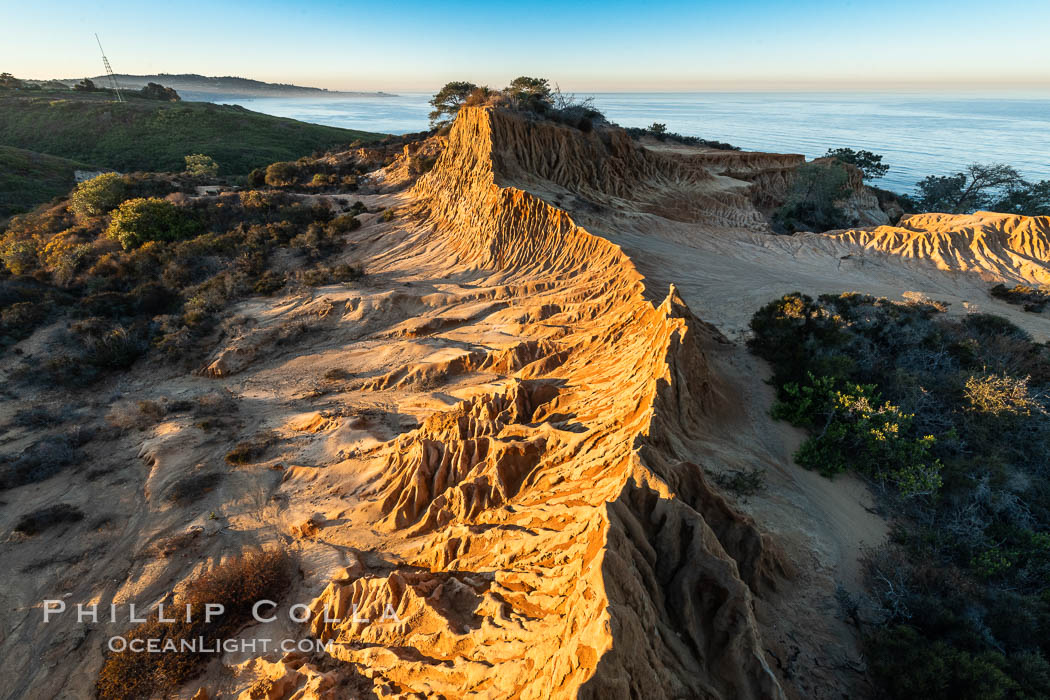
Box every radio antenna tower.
[94,33,124,103]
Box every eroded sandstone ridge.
[830,211,1050,284]
[301,107,789,699]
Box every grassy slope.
[0,145,93,218]
[0,91,385,178]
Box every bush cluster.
[0,180,363,384]
[70,173,126,217]
[991,283,1050,313]
[259,156,363,190]
[139,82,180,102]
[749,292,1050,698]
[772,374,941,496]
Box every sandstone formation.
[302,107,790,698]
[829,211,1050,283]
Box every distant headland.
[55,73,396,100]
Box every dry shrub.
[714,468,767,499]
[194,390,238,417]
[224,431,276,465]
[964,373,1038,416]
[0,433,82,490]
[105,399,168,431]
[147,530,201,558]
[95,549,293,700]
[165,472,223,506]
[14,503,84,536]
[324,368,352,381]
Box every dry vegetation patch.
[95,549,294,700]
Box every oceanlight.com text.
[106,636,333,654]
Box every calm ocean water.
[218,92,1050,194]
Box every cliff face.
[682,150,806,209]
[644,146,890,227]
[304,107,789,699]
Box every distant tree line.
[906,163,1049,216]
[3,75,180,101]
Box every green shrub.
[106,198,200,250]
[264,161,299,187]
[774,374,941,495]
[70,172,126,217]
[504,76,554,113]
[247,168,266,187]
[297,263,363,287]
[140,82,180,102]
[252,270,286,295]
[866,625,1019,700]
[0,234,41,275]
[326,213,361,234]
[773,160,853,233]
[824,147,889,180]
[183,154,218,178]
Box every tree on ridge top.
[429,81,477,127]
[504,76,553,112]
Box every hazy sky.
[3,0,1049,92]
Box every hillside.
[0,145,94,217]
[0,91,385,177]
[69,73,395,100]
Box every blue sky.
[3,0,1049,91]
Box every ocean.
[216,92,1050,194]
